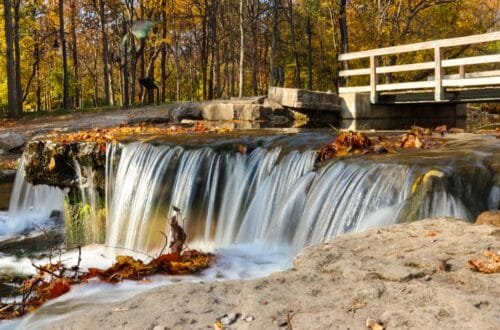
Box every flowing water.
[0,159,65,237]
[102,133,496,254]
[0,130,498,328]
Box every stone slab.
[268,87,341,111]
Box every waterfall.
[5,136,494,253]
[104,142,483,253]
[0,159,65,236]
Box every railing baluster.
[370,55,378,103]
[434,47,444,101]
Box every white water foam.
[0,159,65,237]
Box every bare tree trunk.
[13,1,22,113]
[35,32,41,111]
[287,0,301,88]
[201,0,209,100]
[3,0,19,118]
[58,0,69,109]
[306,16,313,90]
[121,20,130,108]
[70,0,80,108]
[93,48,99,107]
[238,0,245,98]
[160,0,167,102]
[99,0,113,106]
[269,0,279,87]
[249,0,258,95]
[338,0,349,85]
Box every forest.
[0,0,498,118]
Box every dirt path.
[0,105,170,137]
[0,106,170,170]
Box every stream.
[0,129,498,329]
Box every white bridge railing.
[338,31,500,103]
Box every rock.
[277,319,289,327]
[373,145,388,154]
[268,87,341,111]
[356,282,386,300]
[372,265,425,282]
[476,211,500,227]
[152,326,165,330]
[234,104,273,121]
[243,315,255,322]
[202,103,235,121]
[170,103,203,122]
[366,317,384,330]
[0,132,26,151]
[219,312,240,325]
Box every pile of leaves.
[0,118,18,129]
[49,121,231,144]
[0,249,214,320]
[86,250,214,283]
[468,249,500,274]
[318,127,449,162]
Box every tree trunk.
[238,0,245,98]
[99,0,113,106]
[287,0,301,88]
[338,0,349,85]
[269,0,279,87]
[58,0,69,109]
[249,0,258,95]
[70,0,80,108]
[306,16,313,90]
[3,0,19,118]
[160,0,167,102]
[121,21,130,108]
[13,1,22,113]
[201,0,209,100]
[93,48,99,107]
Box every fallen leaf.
[469,250,500,274]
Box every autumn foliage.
[318,127,448,162]
[49,122,231,144]
[0,250,214,320]
[468,250,500,274]
[86,250,214,283]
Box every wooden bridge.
[338,31,500,105]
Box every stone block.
[268,87,340,111]
[202,103,235,121]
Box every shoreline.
[13,218,500,329]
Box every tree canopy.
[0,0,497,117]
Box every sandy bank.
[24,218,500,329]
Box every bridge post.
[434,47,444,101]
[370,55,378,103]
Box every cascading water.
[0,159,65,236]
[103,140,491,254]
[2,133,496,256]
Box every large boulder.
[476,210,500,227]
[0,132,26,151]
[170,103,203,122]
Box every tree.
[238,0,245,98]
[97,0,113,106]
[58,0,69,109]
[3,0,19,118]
